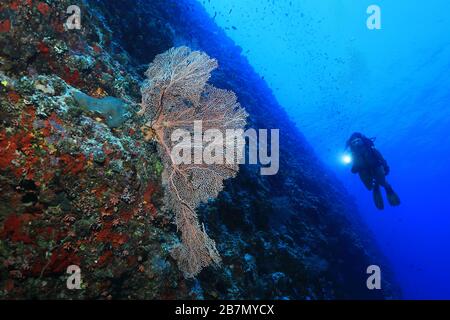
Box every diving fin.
[386,187,401,206]
[373,185,384,210]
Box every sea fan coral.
[139,46,248,278]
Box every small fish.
[232,26,237,30]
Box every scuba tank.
[346,133,390,174]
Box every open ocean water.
[199,0,450,299]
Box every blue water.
[199,0,450,299]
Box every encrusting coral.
[139,46,248,278]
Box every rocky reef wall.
[0,0,399,299]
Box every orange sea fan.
[139,46,248,278]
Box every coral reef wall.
[0,0,399,299]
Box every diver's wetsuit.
[347,133,400,210]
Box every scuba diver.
[346,132,400,210]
